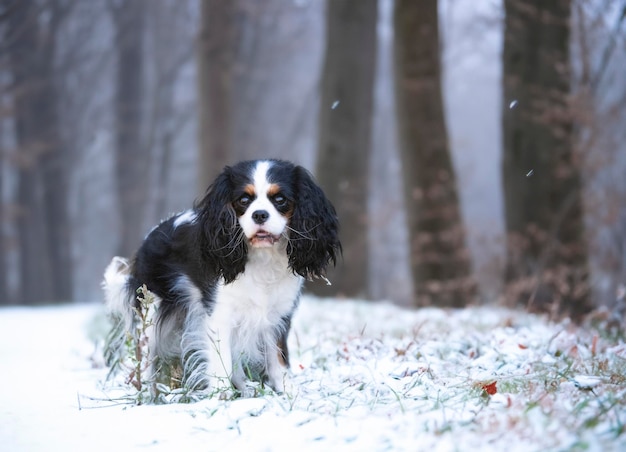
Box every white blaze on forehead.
[238,160,287,244]
[249,160,277,213]
[252,160,273,194]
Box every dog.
[103,159,340,397]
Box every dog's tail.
[102,256,134,369]
[103,256,132,314]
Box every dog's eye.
[237,195,252,207]
[273,194,287,207]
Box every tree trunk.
[145,0,195,219]
[7,0,73,304]
[0,142,5,303]
[111,0,148,257]
[0,81,6,302]
[312,0,378,298]
[502,0,591,319]
[196,0,237,192]
[393,0,476,307]
[39,66,73,302]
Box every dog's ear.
[287,166,341,280]
[196,169,247,283]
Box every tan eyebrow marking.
[267,184,281,197]
[244,184,256,196]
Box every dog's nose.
[252,210,269,225]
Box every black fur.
[287,165,341,280]
[189,159,341,283]
[129,159,340,299]
[115,159,340,393]
[195,167,248,284]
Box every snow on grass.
[1,296,625,451]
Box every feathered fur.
[103,159,340,397]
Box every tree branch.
[591,2,626,93]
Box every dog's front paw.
[209,375,235,400]
[238,386,257,398]
[267,369,290,395]
[217,389,236,400]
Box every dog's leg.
[207,329,232,390]
[230,359,249,396]
[264,334,289,394]
[205,308,235,396]
[180,300,232,397]
[276,324,290,368]
[265,354,288,394]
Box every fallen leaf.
[482,381,498,395]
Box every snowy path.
[1,297,624,451]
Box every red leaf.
[518,344,528,350]
[482,381,497,395]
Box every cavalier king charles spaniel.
[103,159,340,398]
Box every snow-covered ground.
[1,297,625,451]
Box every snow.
[572,375,605,390]
[1,297,625,451]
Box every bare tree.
[0,32,7,301]
[197,0,237,190]
[4,0,74,304]
[0,121,6,303]
[393,0,476,307]
[311,0,378,298]
[502,0,592,319]
[108,0,149,258]
[571,1,626,307]
[144,0,196,218]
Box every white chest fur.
[211,243,303,361]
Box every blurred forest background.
[0,0,624,319]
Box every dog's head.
[196,159,341,283]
